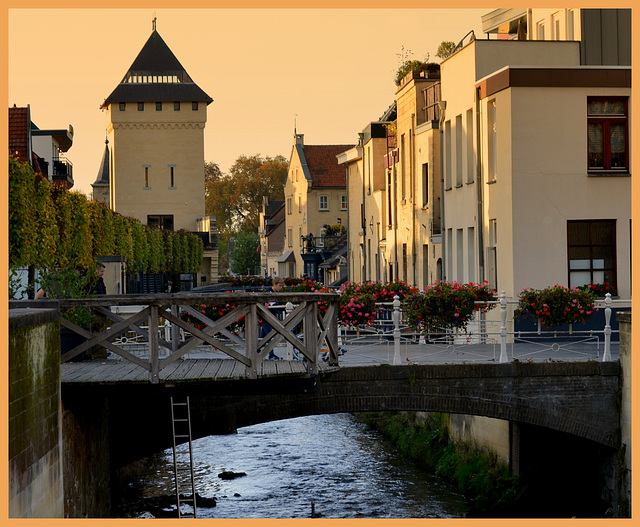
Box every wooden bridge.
[13,291,341,384]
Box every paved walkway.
[164,334,619,366]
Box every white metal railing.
[337,293,625,365]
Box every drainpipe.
[411,113,417,286]
[437,101,446,281]
[475,87,485,283]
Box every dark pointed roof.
[101,30,213,108]
[92,138,110,186]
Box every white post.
[338,323,343,347]
[393,295,401,365]
[286,301,294,360]
[603,293,612,361]
[171,305,179,356]
[499,291,508,363]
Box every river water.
[117,413,468,519]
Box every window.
[444,121,452,189]
[298,196,301,213]
[568,220,617,289]
[487,100,497,182]
[551,12,561,40]
[536,20,545,40]
[455,114,463,187]
[587,97,628,172]
[567,9,575,40]
[119,102,126,111]
[138,102,144,111]
[287,228,293,248]
[466,109,474,183]
[147,215,174,231]
[287,197,292,215]
[456,229,464,282]
[487,219,497,289]
[143,165,151,188]
[319,195,329,211]
[192,101,198,111]
[400,135,407,199]
[168,165,176,188]
[422,163,429,208]
[174,101,180,111]
[467,227,476,283]
[341,195,347,211]
[156,102,162,111]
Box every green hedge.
[9,157,203,275]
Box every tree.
[229,231,260,275]
[205,154,288,236]
[436,41,457,60]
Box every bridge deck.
[61,358,338,384]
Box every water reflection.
[121,413,468,519]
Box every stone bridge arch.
[69,361,619,467]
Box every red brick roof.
[8,106,29,163]
[303,144,354,188]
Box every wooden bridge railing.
[10,292,340,383]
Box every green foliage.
[403,281,497,332]
[394,61,440,86]
[436,40,457,60]
[88,200,115,258]
[38,265,100,327]
[9,158,39,267]
[205,154,288,235]
[8,159,204,278]
[229,231,260,275]
[146,228,165,274]
[514,284,598,328]
[357,412,521,515]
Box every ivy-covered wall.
[9,158,203,276]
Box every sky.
[8,7,488,195]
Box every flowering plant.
[403,281,497,332]
[578,282,617,297]
[339,293,376,328]
[514,284,597,328]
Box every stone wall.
[616,311,631,516]
[446,414,511,464]
[9,308,63,517]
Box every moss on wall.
[356,411,521,516]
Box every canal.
[115,413,469,518]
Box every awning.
[276,250,296,263]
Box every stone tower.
[100,24,213,232]
[91,138,110,207]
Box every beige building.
[439,8,631,303]
[341,68,443,289]
[282,134,352,279]
[99,25,218,285]
[258,197,285,277]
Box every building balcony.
[51,157,74,188]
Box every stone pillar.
[9,308,64,517]
[616,311,631,516]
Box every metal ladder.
[170,396,197,518]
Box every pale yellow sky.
[9,8,488,195]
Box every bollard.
[393,295,401,365]
[603,293,612,361]
[286,301,294,360]
[499,291,508,363]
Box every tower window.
[137,102,144,111]
[143,165,151,188]
[169,165,176,188]
[119,102,126,111]
[174,102,180,111]
[192,101,198,111]
[156,102,162,111]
